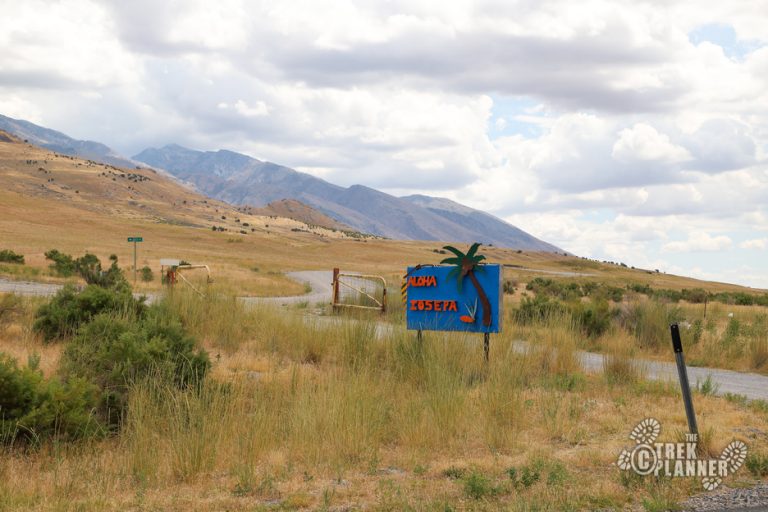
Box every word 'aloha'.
[408,275,437,287]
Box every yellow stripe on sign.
[401,279,407,304]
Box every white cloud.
[740,238,768,249]
[233,100,270,118]
[612,123,690,162]
[1,0,768,288]
[662,231,733,253]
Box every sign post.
[670,323,698,435]
[127,237,143,283]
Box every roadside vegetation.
[509,277,768,374]
[1,264,768,510]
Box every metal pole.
[484,332,490,363]
[670,323,698,435]
[133,241,137,284]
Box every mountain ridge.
[0,113,562,252]
[134,144,562,252]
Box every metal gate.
[331,268,387,313]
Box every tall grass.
[163,287,255,353]
[602,330,640,385]
[5,285,763,510]
[619,299,683,351]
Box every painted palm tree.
[441,242,491,327]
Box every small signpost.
[670,323,698,435]
[405,243,502,361]
[127,236,143,283]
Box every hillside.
[251,199,352,231]
[0,114,139,169]
[133,144,562,252]
[0,131,380,294]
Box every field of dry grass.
[1,288,768,511]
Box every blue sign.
[405,264,502,333]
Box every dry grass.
[2,288,767,510]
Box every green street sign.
[127,237,143,242]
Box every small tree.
[140,266,154,282]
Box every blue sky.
[1,0,766,288]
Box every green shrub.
[33,283,145,342]
[570,299,615,338]
[463,470,495,500]
[0,353,102,444]
[746,452,768,477]
[519,465,540,488]
[44,250,126,287]
[140,266,154,282]
[514,296,566,324]
[45,249,76,277]
[651,288,683,303]
[0,249,24,264]
[60,305,210,428]
[442,466,466,480]
[681,288,709,304]
[75,253,125,287]
[594,285,624,302]
[627,283,653,295]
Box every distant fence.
[331,268,387,313]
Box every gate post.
[332,268,340,310]
[381,285,387,313]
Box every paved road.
[3,272,768,401]
[505,266,596,277]
[241,270,333,306]
[579,351,768,401]
[0,278,63,297]
[0,271,334,306]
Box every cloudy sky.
[2,1,767,288]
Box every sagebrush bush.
[140,266,154,282]
[569,298,615,337]
[75,253,126,287]
[44,249,76,277]
[0,249,24,264]
[0,352,102,444]
[514,296,566,324]
[60,305,210,428]
[33,283,145,342]
[514,295,614,338]
[44,250,126,287]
